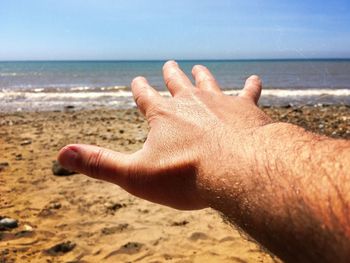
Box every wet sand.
[0,105,349,262]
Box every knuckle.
[125,159,150,191]
[86,149,105,178]
[165,75,191,96]
[134,90,144,106]
[199,74,215,84]
[196,75,218,90]
[192,87,203,96]
[146,102,168,121]
[165,74,177,88]
[133,88,149,109]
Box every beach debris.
[20,139,32,146]
[44,241,76,256]
[0,217,18,230]
[52,160,77,176]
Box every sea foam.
[0,88,349,112]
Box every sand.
[0,105,349,262]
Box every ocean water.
[0,60,350,112]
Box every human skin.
[58,60,350,263]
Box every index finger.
[163,60,193,96]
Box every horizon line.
[1,58,350,63]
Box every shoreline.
[1,105,349,138]
[0,106,349,262]
[1,89,350,113]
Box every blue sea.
[1,60,349,112]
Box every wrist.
[200,122,311,209]
[254,121,328,181]
[196,122,288,209]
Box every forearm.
[206,123,350,263]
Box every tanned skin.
[58,60,350,263]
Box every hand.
[58,60,272,210]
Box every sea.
[0,60,350,112]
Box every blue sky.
[0,0,350,60]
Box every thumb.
[239,75,262,105]
[58,144,131,186]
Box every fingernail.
[192,65,203,72]
[165,60,178,67]
[132,76,146,84]
[59,147,80,171]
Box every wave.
[0,85,129,93]
[1,88,349,98]
[0,88,349,112]
[0,72,19,77]
[226,88,350,97]
[0,72,43,77]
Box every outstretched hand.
[58,60,271,210]
[58,61,350,262]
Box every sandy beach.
[0,105,349,262]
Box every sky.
[0,0,350,60]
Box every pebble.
[189,232,208,241]
[117,242,143,254]
[64,105,75,113]
[23,224,33,231]
[15,154,23,161]
[0,217,18,230]
[49,202,62,209]
[52,160,77,176]
[0,162,9,172]
[45,241,76,256]
[0,162,9,167]
[171,220,189,226]
[64,105,75,110]
[105,202,124,211]
[101,224,129,235]
[20,139,32,146]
